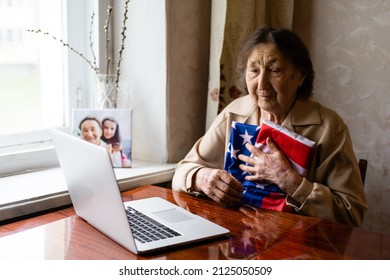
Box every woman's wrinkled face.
[103,120,116,140]
[245,43,305,117]
[80,120,102,145]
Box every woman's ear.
[297,70,306,87]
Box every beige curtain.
[166,0,294,163]
[206,0,295,130]
[166,0,212,163]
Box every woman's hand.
[238,137,302,195]
[193,168,243,207]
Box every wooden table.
[0,185,389,260]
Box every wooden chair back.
[358,159,368,186]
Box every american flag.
[224,120,315,212]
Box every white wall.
[114,0,167,163]
[299,0,390,233]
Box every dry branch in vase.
[26,0,130,86]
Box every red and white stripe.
[255,120,316,177]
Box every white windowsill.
[0,160,176,222]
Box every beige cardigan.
[172,95,368,226]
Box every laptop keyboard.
[125,206,182,243]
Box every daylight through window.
[0,0,64,136]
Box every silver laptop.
[51,129,229,254]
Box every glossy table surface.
[0,185,389,260]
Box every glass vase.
[95,74,130,109]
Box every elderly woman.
[172,26,367,226]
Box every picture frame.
[72,108,132,168]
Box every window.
[0,0,64,136]
[0,0,95,176]
[0,0,169,221]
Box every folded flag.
[224,120,316,212]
